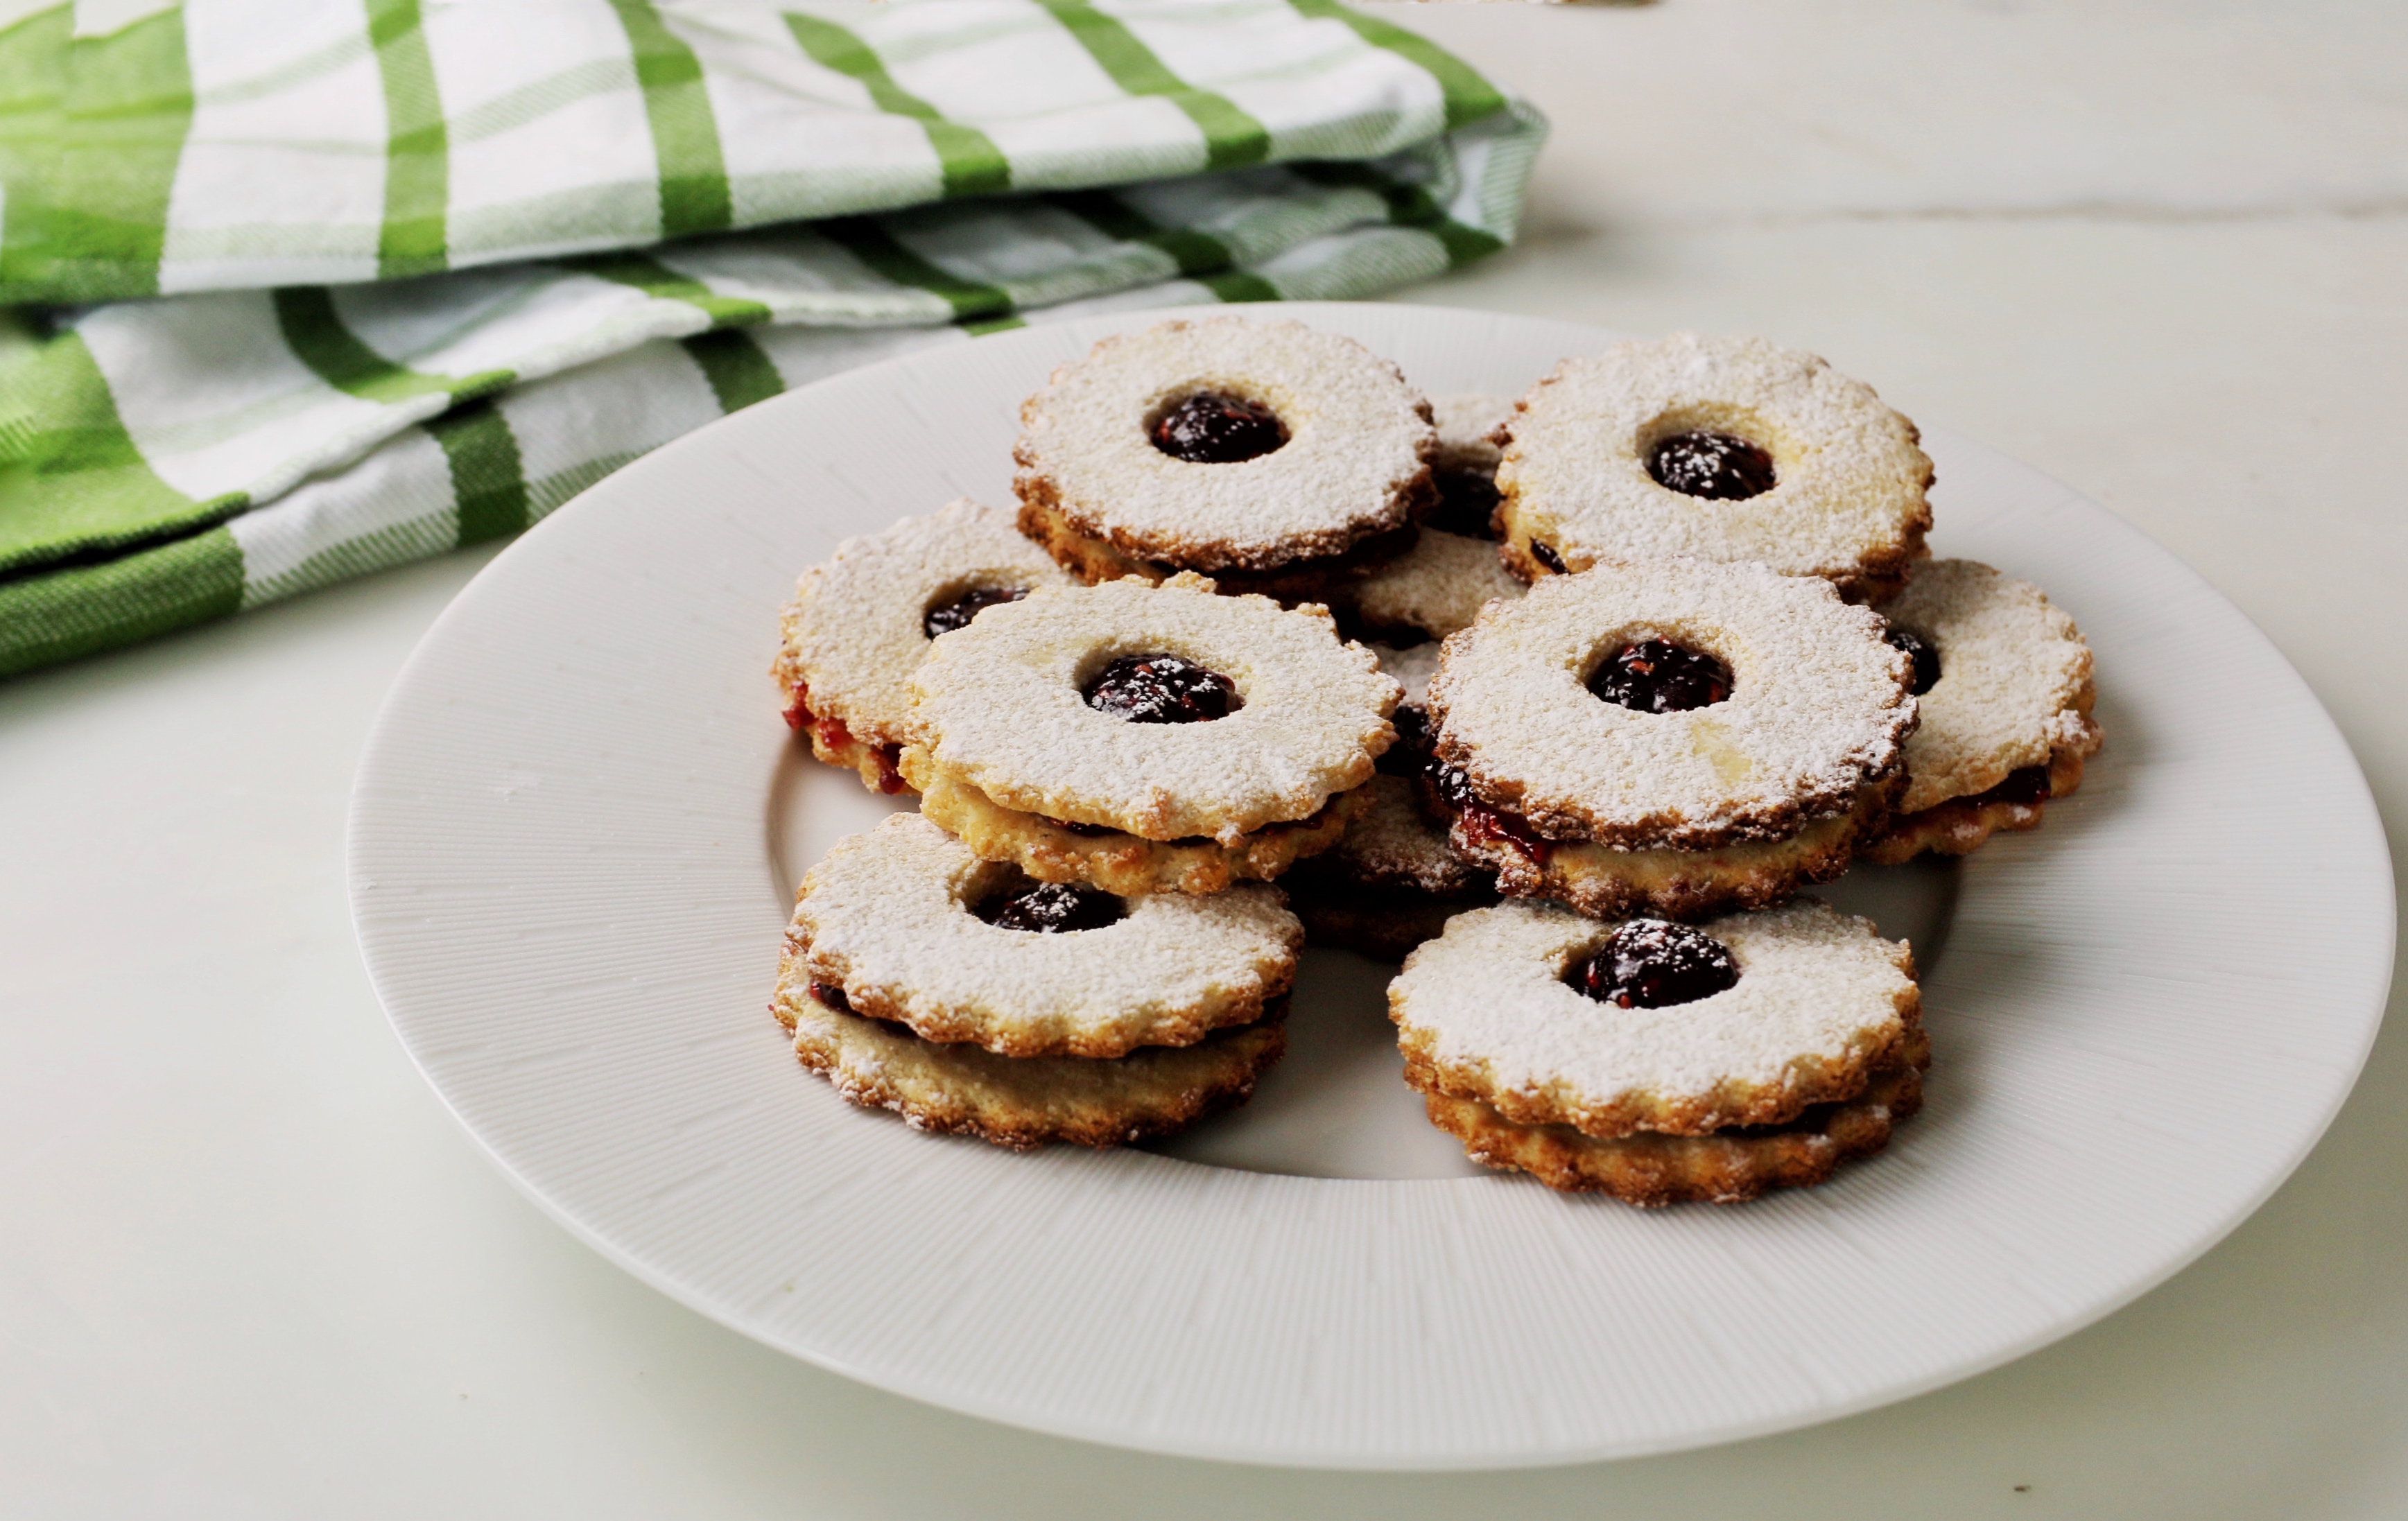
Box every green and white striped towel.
[0,0,1543,678]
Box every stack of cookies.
[766,317,2104,1206]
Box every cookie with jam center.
[774,499,1075,792]
[1390,898,1925,1203]
[1494,332,1933,602]
[1422,557,1914,918]
[1013,318,1437,600]
[788,813,1299,1059]
[901,572,1400,894]
[775,960,1287,1152]
[1862,558,2104,863]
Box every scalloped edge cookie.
[1493,332,1932,601]
[792,813,1300,1057]
[1390,898,1921,1138]
[1013,317,1436,575]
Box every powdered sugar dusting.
[797,814,1299,1055]
[775,499,1074,741]
[1496,332,1931,589]
[1014,318,1435,572]
[908,573,1400,839]
[1879,559,2102,812]
[1427,557,1914,847]
[1392,898,1914,1119]
[1349,528,1525,641]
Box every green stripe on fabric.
[41,9,196,302]
[1031,0,1268,173]
[367,0,449,279]
[1201,270,1279,303]
[272,287,506,405]
[682,330,783,415]
[0,329,224,574]
[1288,161,1503,266]
[1284,0,1505,133]
[564,248,770,328]
[1049,189,1232,278]
[606,0,732,238]
[820,217,1013,322]
[781,13,1009,200]
[425,402,528,545]
[0,523,243,678]
[0,8,69,298]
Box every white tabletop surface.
[3,3,2402,1515]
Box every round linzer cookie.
[1424,557,1914,919]
[775,966,1286,1152]
[901,573,1400,895]
[1013,318,1436,600]
[1494,332,1934,601]
[787,813,1299,1059]
[774,499,1075,792]
[1862,559,2103,863]
[1391,899,1927,1204]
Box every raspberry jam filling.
[1968,764,2050,807]
[1428,758,1555,865]
[783,684,906,792]
[1083,652,1238,723]
[808,981,855,1014]
[1528,539,1568,574]
[1572,919,1740,1009]
[976,880,1124,934]
[1151,392,1288,463]
[1589,639,1733,713]
[1428,468,1502,539]
[923,586,1027,638]
[1376,706,1432,778]
[1885,627,1941,695]
[1647,431,1777,501]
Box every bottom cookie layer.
[1450,778,1896,921]
[908,754,1360,895]
[1861,745,2093,865]
[1016,498,1417,605]
[781,986,1287,1150]
[1423,1034,1928,1206]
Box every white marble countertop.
[3,3,2402,1514]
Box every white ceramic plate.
[349,304,2393,1470]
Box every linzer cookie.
[901,573,1400,895]
[786,814,1299,1059]
[1863,559,2103,863]
[774,500,1075,792]
[1013,318,1436,600]
[1391,899,1926,1205]
[774,953,1285,1151]
[1423,558,1914,920]
[1494,333,1933,600]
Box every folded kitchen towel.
[0,0,1542,679]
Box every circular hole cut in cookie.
[1585,637,1734,715]
[1147,390,1290,464]
[971,876,1127,934]
[1645,428,1779,501]
[922,584,1032,639]
[1570,918,1741,1008]
[1080,651,1242,724]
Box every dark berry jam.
[808,981,854,1014]
[1528,539,1567,575]
[1885,627,1940,695]
[924,586,1026,638]
[1647,431,1777,501]
[1970,765,2050,806]
[1083,652,1238,723]
[977,880,1124,933]
[1589,639,1732,713]
[1053,817,1119,837]
[1573,920,1740,1009]
[1151,392,1287,463]
[1376,706,1432,778]
[1427,468,1502,539]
